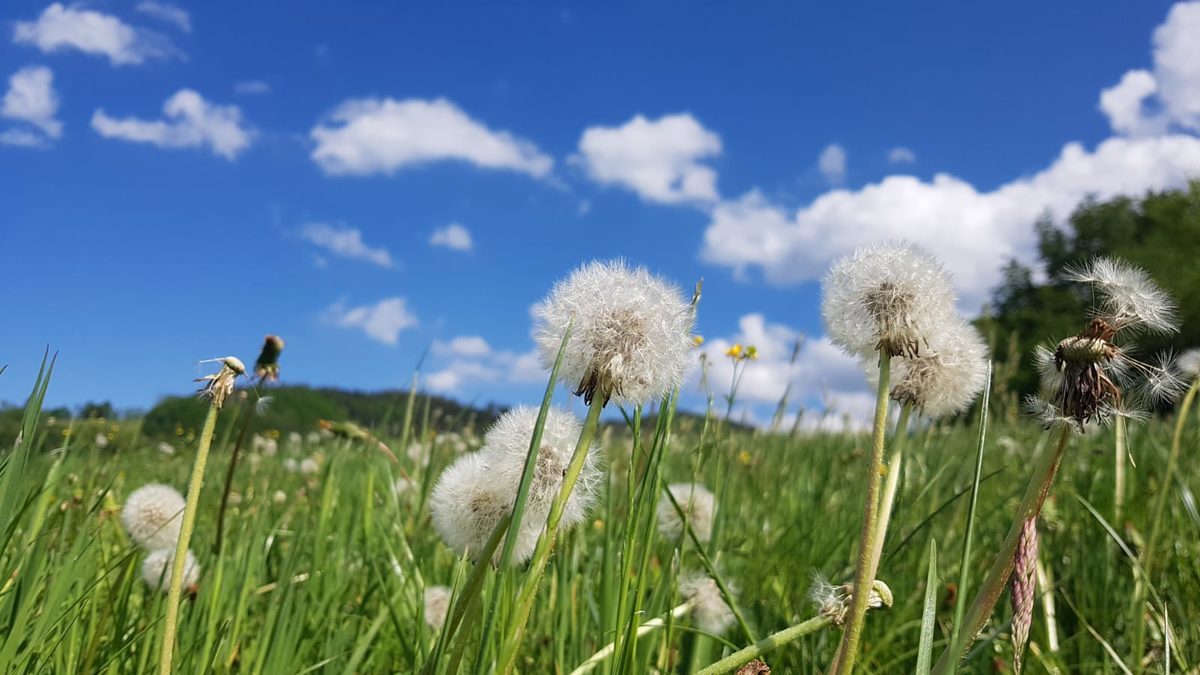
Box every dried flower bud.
[254,335,285,381]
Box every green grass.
[1,367,1198,673]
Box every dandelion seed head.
[1066,258,1179,335]
[534,260,695,406]
[141,548,200,593]
[822,243,957,358]
[875,319,989,418]
[680,573,735,635]
[299,457,320,475]
[656,483,716,543]
[1178,349,1200,379]
[423,585,452,631]
[121,484,185,551]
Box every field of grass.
[1,355,1197,675]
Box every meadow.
[1,250,1198,674]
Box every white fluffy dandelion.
[656,483,716,543]
[534,259,695,406]
[822,243,957,358]
[142,548,200,592]
[679,573,735,635]
[299,457,320,475]
[1066,258,1178,335]
[121,484,186,551]
[873,318,990,418]
[423,585,452,631]
[429,406,601,564]
[1177,348,1200,380]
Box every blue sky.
[3,0,1199,424]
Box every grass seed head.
[121,484,185,551]
[1009,517,1038,673]
[534,259,695,406]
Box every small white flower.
[534,259,695,406]
[429,406,601,564]
[287,431,303,451]
[121,484,185,551]
[872,318,989,418]
[656,483,716,543]
[1065,258,1178,334]
[679,573,735,635]
[822,243,957,358]
[142,548,200,592]
[423,585,452,631]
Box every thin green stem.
[1114,414,1127,525]
[866,403,913,584]
[1132,377,1198,673]
[931,424,1072,675]
[829,351,892,675]
[158,399,221,675]
[696,615,832,675]
[497,396,604,675]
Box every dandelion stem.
[158,397,220,675]
[1132,376,1199,672]
[866,402,913,584]
[496,395,604,675]
[695,615,832,675]
[931,424,1072,674]
[1114,414,1127,525]
[829,351,892,675]
[568,601,693,675]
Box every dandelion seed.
[429,406,601,564]
[822,243,956,358]
[679,573,735,635]
[423,585,452,631]
[534,259,695,406]
[656,483,716,544]
[94,433,109,449]
[142,548,200,593]
[195,356,245,409]
[874,319,989,418]
[121,484,186,550]
[1065,258,1178,335]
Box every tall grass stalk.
[158,396,221,675]
[829,350,892,674]
[932,424,1072,674]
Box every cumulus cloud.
[13,3,176,66]
[91,89,253,159]
[425,343,544,393]
[432,336,491,358]
[703,3,1200,314]
[429,223,473,252]
[299,223,394,267]
[233,80,270,95]
[817,143,847,184]
[574,113,721,204]
[2,65,61,140]
[323,297,418,345]
[135,2,190,33]
[887,146,916,164]
[0,128,46,148]
[310,97,553,177]
[1099,1,1200,134]
[698,314,873,427]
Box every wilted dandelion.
[423,585,452,631]
[1030,258,1184,427]
[534,259,695,406]
[656,483,716,543]
[142,548,200,593]
[254,335,285,381]
[822,243,956,358]
[679,573,735,635]
[429,406,601,564]
[808,571,893,626]
[870,318,989,418]
[122,484,185,550]
[195,357,246,409]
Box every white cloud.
[299,223,394,267]
[91,89,253,159]
[310,97,553,177]
[887,146,916,164]
[698,314,873,425]
[574,113,721,205]
[2,65,61,139]
[13,3,175,66]
[1100,1,1200,134]
[323,297,418,345]
[817,143,847,185]
[429,223,473,252]
[0,128,46,148]
[432,336,491,357]
[135,2,190,33]
[233,80,270,95]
